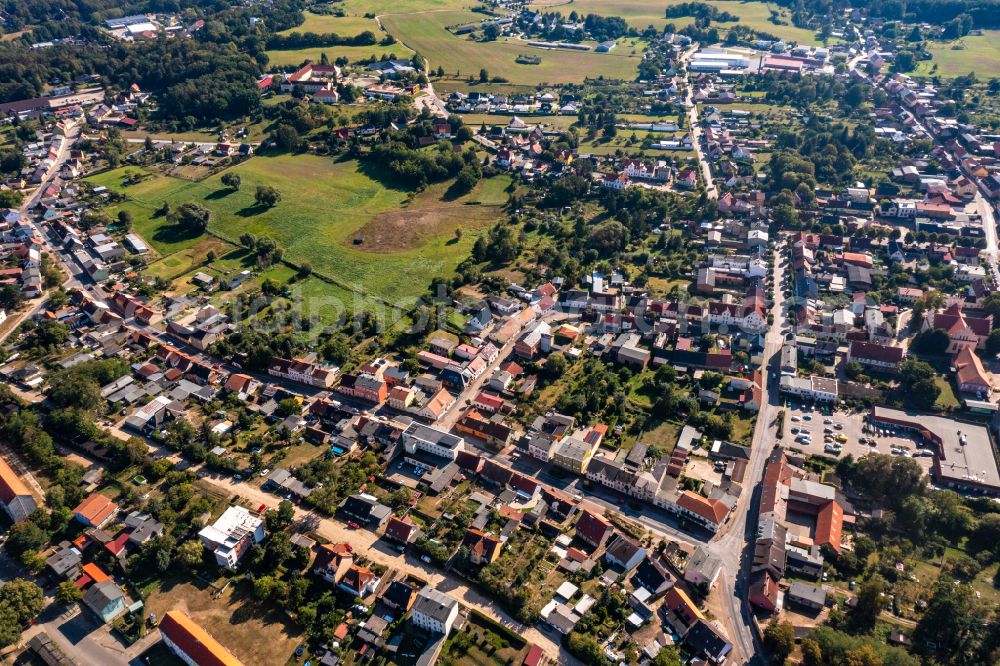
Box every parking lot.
[778,401,934,475]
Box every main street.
[702,244,787,665]
[679,45,718,200]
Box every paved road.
[703,245,786,665]
[679,45,717,200]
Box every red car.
[347,521,360,529]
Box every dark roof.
[380,580,417,610]
[632,556,673,594]
[685,619,733,662]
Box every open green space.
[86,154,509,304]
[915,31,1000,78]
[380,10,642,85]
[277,11,380,37]
[531,0,821,44]
[531,0,689,31]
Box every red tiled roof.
[0,457,31,505]
[81,562,109,584]
[159,611,244,666]
[850,340,903,364]
[815,500,843,553]
[676,491,728,526]
[73,494,118,527]
[576,509,613,546]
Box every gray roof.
[788,582,826,606]
[83,579,124,610]
[413,587,459,625]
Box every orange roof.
[159,611,244,666]
[815,501,843,553]
[0,456,31,505]
[73,493,118,527]
[676,491,729,525]
[81,562,110,584]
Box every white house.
[198,506,265,569]
[412,587,460,636]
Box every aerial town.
[0,1,998,665]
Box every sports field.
[380,10,642,85]
[86,155,510,304]
[916,31,1000,78]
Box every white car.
[791,416,801,422]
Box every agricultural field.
[380,10,643,85]
[915,31,1000,78]
[530,0,821,45]
[265,43,412,68]
[86,154,510,305]
[530,0,687,31]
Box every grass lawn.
[146,577,303,665]
[380,10,641,85]
[640,420,682,453]
[647,276,691,296]
[934,376,961,411]
[916,31,1000,78]
[87,155,509,304]
[277,11,380,37]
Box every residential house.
[268,357,339,388]
[339,493,392,529]
[73,494,118,528]
[670,491,729,533]
[603,534,647,571]
[197,506,265,569]
[339,565,380,598]
[461,528,503,565]
[953,346,994,395]
[412,587,460,636]
[384,516,420,548]
[685,546,723,589]
[313,543,354,584]
[787,582,826,611]
[574,509,614,549]
[83,580,127,624]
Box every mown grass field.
[916,31,1000,78]
[277,11,380,36]
[86,154,509,304]
[380,9,642,85]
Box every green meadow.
[86,154,510,305]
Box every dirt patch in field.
[346,202,499,254]
[147,579,302,665]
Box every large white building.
[412,587,460,636]
[402,422,465,461]
[689,48,752,72]
[198,506,265,569]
